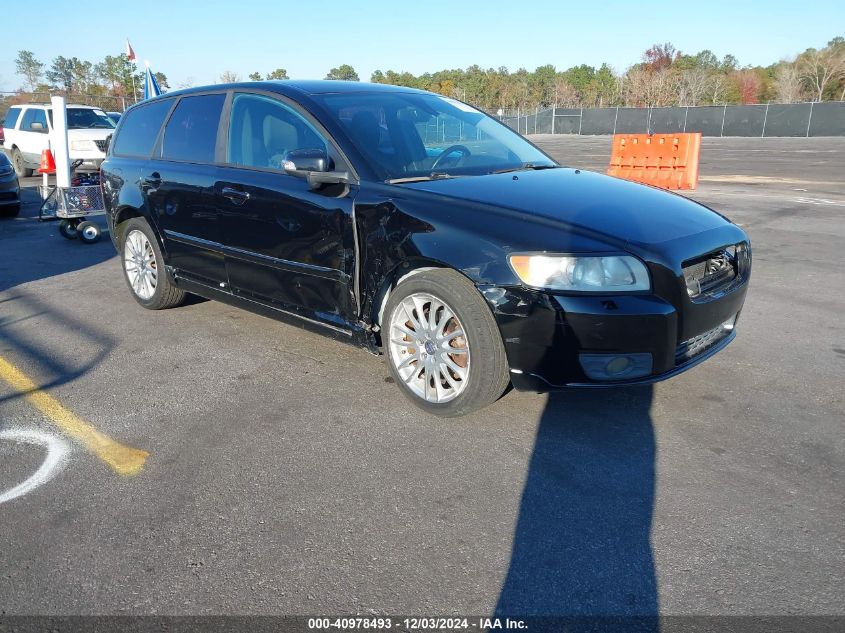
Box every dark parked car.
[101,81,750,416]
[0,151,21,217]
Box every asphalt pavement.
[0,137,843,619]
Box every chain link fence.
[500,102,845,136]
[0,91,141,117]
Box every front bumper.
[73,158,104,172]
[482,280,748,392]
[0,174,19,205]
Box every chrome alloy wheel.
[123,229,158,300]
[388,293,470,403]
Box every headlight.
[509,254,651,292]
[70,140,97,151]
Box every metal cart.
[39,161,105,244]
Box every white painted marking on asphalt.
[0,429,70,505]
[793,197,845,207]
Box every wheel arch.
[110,204,167,257]
[368,259,484,344]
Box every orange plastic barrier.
[607,133,701,190]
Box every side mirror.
[283,148,330,173]
[30,122,45,132]
[283,148,351,191]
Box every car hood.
[402,168,730,247]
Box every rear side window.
[161,94,226,163]
[112,99,173,157]
[3,107,21,129]
[20,108,48,133]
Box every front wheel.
[120,218,186,310]
[382,269,510,417]
[0,203,20,218]
[11,148,33,178]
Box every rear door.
[215,91,358,327]
[145,92,228,288]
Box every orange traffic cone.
[38,149,56,174]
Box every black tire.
[77,220,101,244]
[58,219,78,239]
[0,203,20,218]
[11,148,33,178]
[120,217,186,310]
[382,269,510,417]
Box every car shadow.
[0,184,115,293]
[495,386,658,630]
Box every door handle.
[222,187,250,204]
[143,172,161,187]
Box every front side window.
[20,108,48,133]
[3,107,22,130]
[161,93,226,163]
[227,93,328,170]
[315,92,556,180]
[112,99,173,157]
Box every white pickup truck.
[2,103,116,176]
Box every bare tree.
[623,67,678,107]
[799,47,845,101]
[709,74,728,105]
[219,70,241,84]
[773,62,804,103]
[552,77,580,107]
[679,67,711,106]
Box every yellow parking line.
[0,356,149,476]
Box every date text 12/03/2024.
[307,617,527,630]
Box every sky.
[1,0,843,92]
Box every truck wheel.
[121,218,186,310]
[11,148,33,178]
[382,269,510,417]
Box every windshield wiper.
[386,172,461,184]
[490,163,560,175]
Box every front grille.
[94,139,108,152]
[682,243,749,301]
[0,191,16,201]
[675,317,734,364]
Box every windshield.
[315,92,556,181]
[48,108,115,130]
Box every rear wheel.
[11,148,33,178]
[121,218,186,310]
[382,269,510,417]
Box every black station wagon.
[101,81,750,417]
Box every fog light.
[685,275,701,298]
[579,353,653,381]
[606,357,632,375]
